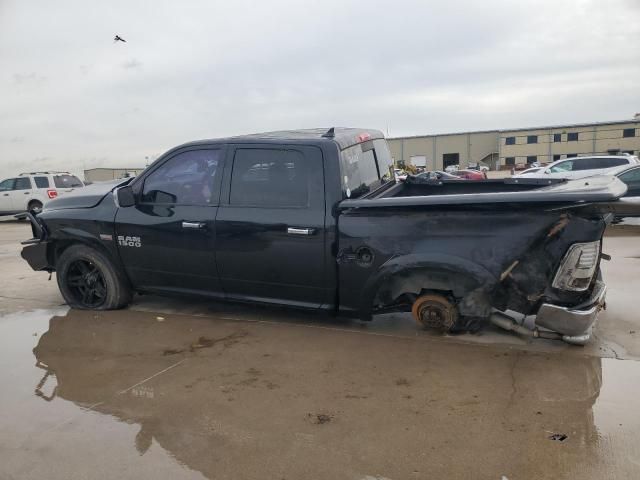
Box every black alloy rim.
[66,259,107,307]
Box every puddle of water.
[0,309,206,480]
[0,307,639,480]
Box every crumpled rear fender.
[359,253,498,320]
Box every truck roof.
[183,127,385,151]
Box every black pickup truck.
[20,128,640,344]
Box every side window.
[53,175,83,188]
[141,150,221,205]
[230,149,309,207]
[14,178,32,190]
[550,160,574,173]
[619,168,640,183]
[573,158,597,171]
[0,179,15,191]
[593,157,627,169]
[34,176,50,188]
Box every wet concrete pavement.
[1,219,640,479]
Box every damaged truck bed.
[20,128,640,344]
[339,173,639,344]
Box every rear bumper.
[535,280,607,337]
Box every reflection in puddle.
[0,308,639,479]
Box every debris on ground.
[307,413,333,425]
[548,433,568,442]
[163,348,184,356]
[190,336,215,351]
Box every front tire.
[56,245,131,310]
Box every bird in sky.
[114,35,126,43]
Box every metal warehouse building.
[387,115,640,170]
[84,167,145,183]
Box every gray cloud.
[12,72,46,86]
[0,0,639,180]
[122,58,142,70]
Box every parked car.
[607,164,640,197]
[0,171,84,215]
[468,162,490,172]
[444,164,459,173]
[517,155,639,180]
[514,167,544,177]
[415,170,462,181]
[20,128,640,344]
[453,169,487,180]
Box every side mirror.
[116,186,136,207]
[544,169,550,174]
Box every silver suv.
[0,171,84,215]
[517,155,639,179]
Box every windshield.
[549,161,574,173]
[340,139,394,199]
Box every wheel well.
[51,240,120,272]
[371,267,494,319]
[51,240,74,266]
[28,199,43,207]
[51,239,132,289]
[373,268,476,306]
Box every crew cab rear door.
[114,147,224,294]
[215,144,328,307]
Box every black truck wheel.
[56,245,131,310]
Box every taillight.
[552,241,600,291]
[47,189,58,199]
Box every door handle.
[287,227,315,236]
[182,221,206,229]
[24,192,30,194]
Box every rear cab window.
[53,175,83,188]
[230,148,310,207]
[340,139,394,199]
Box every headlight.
[552,241,600,291]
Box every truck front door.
[114,148,224,294]
[215,145,328,308]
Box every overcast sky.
[1,0,639,179]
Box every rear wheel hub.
[411,294,458,332]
